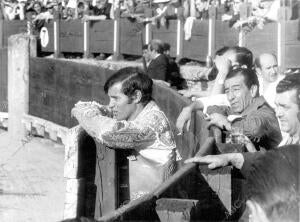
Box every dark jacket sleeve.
[240,151,266,179]
[146,55,169,81]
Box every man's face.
[147,45,155,60]
[34,3,42,13]
[107,82,137,121]
[224,74,255,114]
[275,89,300,136]
[95,0,106,8]
[142,48,150,62]
[259,55,278,83]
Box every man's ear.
[132,90,142,104]
[250,84,259,98]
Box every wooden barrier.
[1,18,299,67]
[0,48,7,112]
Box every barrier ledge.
[59,58,143,70]
[0,112,8,128]
[22,114,69,145]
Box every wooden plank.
[183,36,208,60]
[284,19,299,42]
[2,20,27,47]
[0,20,3,48]
[245,23,278,58]
[191,20,209,36]
[285,44,300,68]
[94,143,117,217]
[119,19,143,55]
[90,21,114,54]
[60,20,84,52]
[215,21,239,49]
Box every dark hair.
[247,145,299,222]
[254,53,277,69]
[215,46,230,56]
[226,67,259,92]
[142,44,148,50]
[230,46,253,69]
[149,39,164,54]
[104,67,153,106]
[276,73,300,109]
[214,46,253,68]
[78,2,84,8]
[33,1,42,8]
[163,42,171,52]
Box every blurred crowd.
[1,0,296,29]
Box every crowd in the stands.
[1,0,296,30]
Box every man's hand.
[82,15,90,22]
[206,113,231,131]
[178,89,195,98]
[184,154,231,169]
[184,153,244,170]
[176,106,193,134]
[214,55,231,83]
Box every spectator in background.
[120,0,136,18]
[141,44,151,72]
[194,0,209,20]
[2,0,26,20]
[222,0,241,27]
[77,1,87,19]
[255,53,284,108]
[32,1,55,24]
[146,0,177,27]
[146,39,169,81]
[163,42,186,89]
[177,67,282,151]
[83,0,113,21]
[210,46,253,95]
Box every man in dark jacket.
[146,39,169,81]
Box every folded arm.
[71,102,157,149]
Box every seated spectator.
[2,0,26,20]
[178,46,253,100]
[210,46,253,95]
[120,0,136,17]
[163,42,186,89]
[194,0,209,20]
[141,44,151,71]
[83,0,113,21]
[77,1,88,19]
[146,0,177,27]
[255,53,284,108]
[222,0,241,27]
[146,39,169,81]
[71,67,179,203]
[32,2,55,24]
[177,67,282,151]
[185,72,300,175]
[29,1,45,19]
